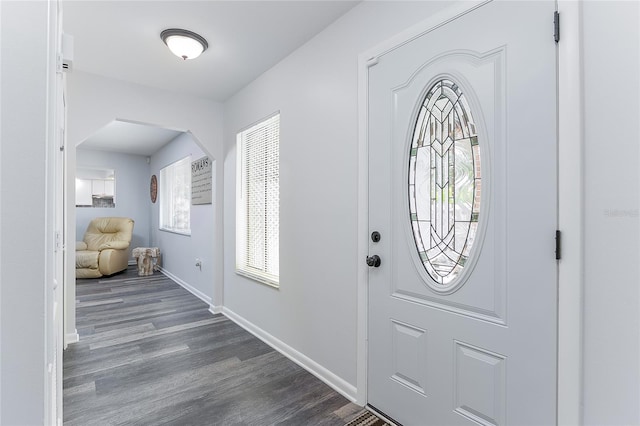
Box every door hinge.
[366,56,379,68]
[554,11,560,43]
[555,230,561,260]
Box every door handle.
[366,255,381,268]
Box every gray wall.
[223,1,452,391]
[66,71,224,337]
[0,1,54,423]
[150,133,216,303]
[582,2,639,424]
[223,0,640,421]
[76,148,151,252]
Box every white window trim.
[159,155,192,236]
[236,267,279,288]
[236,112,280,288]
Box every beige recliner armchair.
[76,217,134,279]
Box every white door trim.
[557,1,584,424]
[356,2,584,423]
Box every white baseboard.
[222,307,358,403]
[209,305,223,315]
[65,330,79,346]
[128,260,136,266]
[158,267,212,306]
[136,270,358,402]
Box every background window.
[236,113,280,286]
[75,167,116,208]
[160,156,191,235]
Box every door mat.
[345,410,392,426]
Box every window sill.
[236,268,279,289]
[159,228,191,237]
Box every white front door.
[367,2,558,425]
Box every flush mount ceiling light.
[160,28,208,60]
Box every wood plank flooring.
[64,267,363,425]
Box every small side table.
[132,247,161,276]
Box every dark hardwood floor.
[64,266,363,425]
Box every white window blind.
[159,155,191,235]
[236,113,279,286]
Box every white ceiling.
[66,0,359,155]
[63,0,359,102]
[78,120,184,156]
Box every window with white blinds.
[159,155,191,235]
[236,113,280,286]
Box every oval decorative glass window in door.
[408,79,481,288]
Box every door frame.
[356,1,584,424]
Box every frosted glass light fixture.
[160,29,208,60]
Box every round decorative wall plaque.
[150,174,158,203]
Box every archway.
[64,71,224,346]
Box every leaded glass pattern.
[408,79,481,287]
